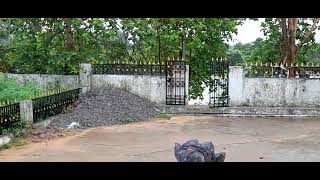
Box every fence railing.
[244,63,320,78]
[92,63,166,75]
[32,88,81,123]
[0,102,20,127]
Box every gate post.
[20,100,33,124]
[228,66,244,106]
[185,64,190,105]
[79,63,92,94]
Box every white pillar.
[20,100,33,124]
[185,65,190,105]
[228,66,244,106]
[79,63,92,94]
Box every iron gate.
[166,60,186,105]
[209,58,229,107]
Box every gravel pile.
[48,86,161,128]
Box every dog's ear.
[174,143,181,151]
[174,143,182,161]
[215,152,226,162]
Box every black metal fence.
[92,63,166,75]
[245,63,320,78]
[32,88,81,123]
[0,103,20,127]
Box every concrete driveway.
[1,115,320,162]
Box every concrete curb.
[0,134,14,147]
[172,113,318,117]
[160,105,320,117]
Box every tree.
[0,19,10,72]
[303,43,320,64]
[278,18,320,76]
[261,18,320,77]
[227,50,243,65]
[0,18,243,99]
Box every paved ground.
[1,115,320,162]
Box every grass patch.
[0,121,31,136]
[0,74,44,102]
[0,121,31,151]
[157,113,172,120]
[0,137,27,151]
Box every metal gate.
[209,58,229,107]
[166,60,186,105]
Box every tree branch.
[296,18,320,55]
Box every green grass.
[157,114,172,120]
[0,137,27,151]
[0,74,44,103]
[0,120,31,136]
[0,74,50,149]
[0,120,31,150]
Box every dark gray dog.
[174,139,226,162]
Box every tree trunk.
[278,18,297,77]
[279,19,287,65]
[279,18,289,77]
[181,33,186,61]
[64,18,73,51]
[158,29,161,64]
[287,18,297,77]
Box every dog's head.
[214,152,226,162]
[174,143,206,162]
[174,140,226,162]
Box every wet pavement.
[1,115,320,162]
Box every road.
[1,115,320,162]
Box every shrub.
[0,120,29,136]
[0,74,44,102]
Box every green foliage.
[0,120,29,136]
[0,18,243,99]
[302,43,320,64]
[157,113,172,120]
[0,137,27,150]
[260,18,317,63]
[0,74,43,102]
[229,40,320,66]
[228,18,320,66]
[227,46,244,65]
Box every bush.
[0,120,29,136]
[0,74,44,102]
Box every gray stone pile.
[49,86,161,128]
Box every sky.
[228,18,320,45]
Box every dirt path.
[1,115,320,162]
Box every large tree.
[261,18,320,76]
[278,18,320,76]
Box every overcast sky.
[228,18,320,45]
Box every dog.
[174,139,226,162]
